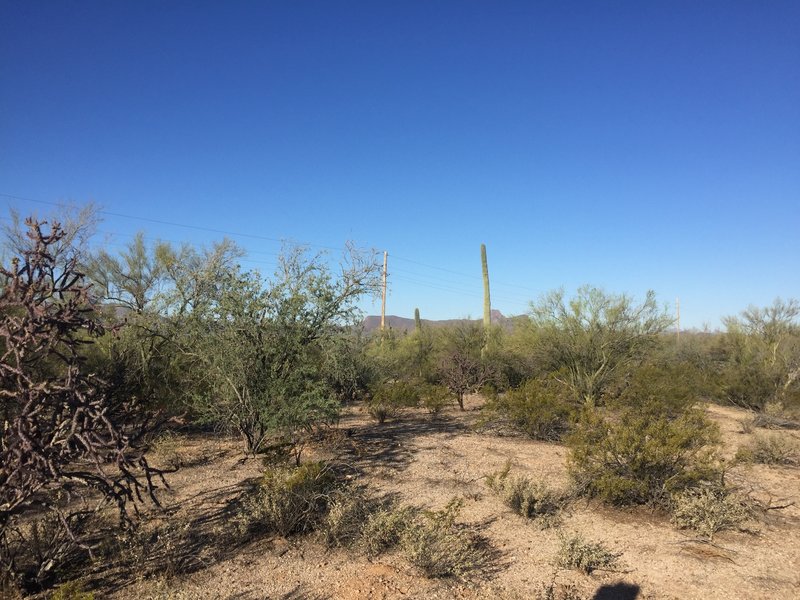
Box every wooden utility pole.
[380,251,388,331]
[676,297,681,342]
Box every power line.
[2,191,539,308]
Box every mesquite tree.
[0,219,160,588]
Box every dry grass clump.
[400,499,490,579]
[671,486,755,539]
[487,463,564,528]
[555,534,621,574]
[735,433,800,466]
[49,580,95,600]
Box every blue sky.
[1,1,798,328]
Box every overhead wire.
[1,191,537,313]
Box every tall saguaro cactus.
[414,307,422,332]
[481,244,491,329]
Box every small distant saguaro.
[414,307,421,332]
[481,243,491,329]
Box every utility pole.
[380,251,388,332]
[676,297,681,342]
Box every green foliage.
[487,464,563,528]
[555,534,621,574]
[484,376,574,441]
[670,486,754,539]
[237,462,337,537]
[720,298,800,410]
[419,383,452,414]
[735,433,799,466]
[568,402,721,506]
[530,286,672,405]
[400,499,489,579]
[183,245,379,457]
[367,380,420,423]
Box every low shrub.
[400,500,488,579]
[567,402,721,506]
[483,377,574,441]
[419,384,452,415]
[487,464,563,528]
[367,381,420,423]
[322,489,373,548]
[555,534,621,574]
[670,486,754,539]
[236,462,336,537]
[360,504,416,558]
[736,434,800,466]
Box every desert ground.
[103,397,800,600]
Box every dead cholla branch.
[0,219,163,589]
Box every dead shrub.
[555,534,621,574]
[670,486,754,539]
[735,434,800,466]
[118,518,207,580]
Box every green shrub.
[670,486,754,539]
[420,383,452,414]
[367,381,420,423]
[555,534,621,574]
[487,464,563,528]
[237,462,336,537]
[360,504,416,558]
[568,402,721,506]
[736,434,799,466]
[484,377,574,441]
[400,500,488,579]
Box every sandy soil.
[106,398,800,600]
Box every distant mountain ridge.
[361,309,513,333]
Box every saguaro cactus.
[481,244,491,329]
[414,307,422,332]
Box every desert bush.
[360,504,416,558]
[555,534,621,574]
[367,380,420,423]
[322,488,374,548]
[735,434,800,466]
[400,500,488,578]
[420,383,452,414]
[484,377,574,441]
[568,402,721,506]
[487,464,563,528]
[670,486,754,539]
[237,462,337,537]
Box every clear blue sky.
[2,1,798,329]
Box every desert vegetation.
[2,210,799,599]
